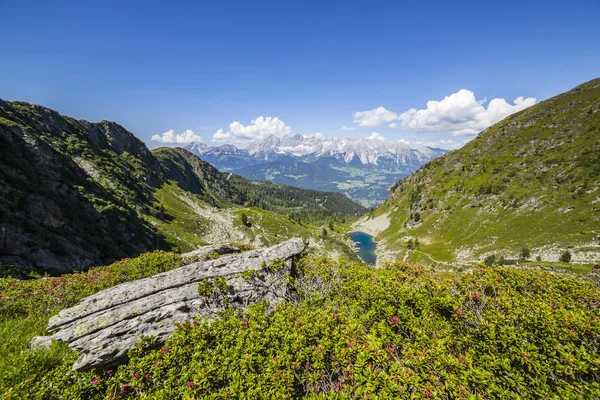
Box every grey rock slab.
[49,238,302,330]
[42,238,304,372]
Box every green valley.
[3,4,600,399]
[1,80,600,400]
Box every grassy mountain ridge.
[0,100,362,273]
[374,78,600,264]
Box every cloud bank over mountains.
[353,89,536,135]
[152,88,536,150]
[151,129,204,144]
[213,116,292,143]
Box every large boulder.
[37,238,305,372]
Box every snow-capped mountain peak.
[236,134,440,166]
[183,134,447,207]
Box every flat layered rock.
[36,238,305,371]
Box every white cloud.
[340,125,355,131]
[367,132,385,141]
[353,107,399,127]
[212,129,232,142]
[352,90,536,135]
[212,116,291,143]
[151,129,204,144]
[398,138,410,145]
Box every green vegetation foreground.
[1,252,599,398]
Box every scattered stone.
[557,207,575,214]
[181,243,242,264]
[28,335,54,350]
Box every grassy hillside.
[142,181,357,259]
[374,78,600,265]
[0,100,362,273]
[1,252,599,398]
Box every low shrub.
[0,251,182,393]
[561,251,573,263]
[4,256,599,398]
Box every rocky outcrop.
[36,238,305,372]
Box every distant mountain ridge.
[185,135,447,207]
[187,134,445,167]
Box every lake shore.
[351,212,391,237]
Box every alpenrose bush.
[0,251,182,319]
[6,257,599,399]
[0,251,182,393]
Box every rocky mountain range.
[185,135,447,207]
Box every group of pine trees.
[225,176,364,226]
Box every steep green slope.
[375,78,600,264]
[0,100,362,273]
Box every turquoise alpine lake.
[348,231,377,265]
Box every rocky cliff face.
[33,238,305,371]
[0,100,162,274]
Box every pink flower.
[91,377,100,385]
[187,381,195,389]
[348,343,355,348]
[454,308,463,315]
[391,316,399,324]
[121,384,130,393]
[57,293,63,298]
[160,347,168,354]
[105,369,113,374]
[132,372,140,379]
[472,293,481,302]
[424,391,434,398]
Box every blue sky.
[1,0,599,149]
